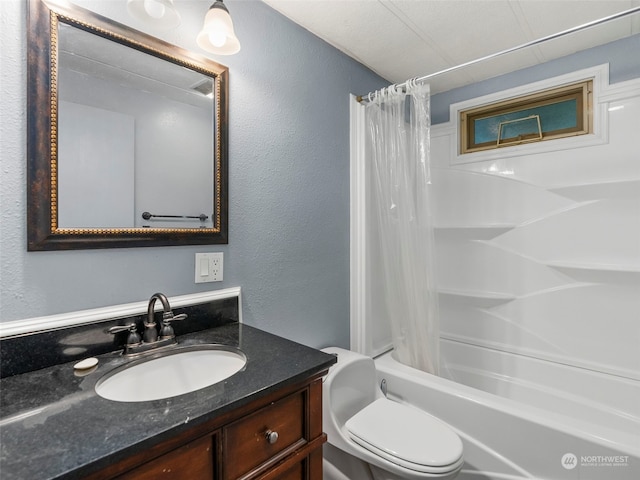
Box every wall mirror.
[27,0,228,250]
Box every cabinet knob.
[265,430,279,444]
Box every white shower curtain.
[363,83,440,375]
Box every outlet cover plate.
[195,253,223,283]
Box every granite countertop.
[0,323,337,480]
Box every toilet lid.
[345,398,463,473]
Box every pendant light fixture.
[197,0,241,55]
[127,0,181,29]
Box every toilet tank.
[321,347,380,427]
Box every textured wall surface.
[0,0,387,349]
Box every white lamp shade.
[197,3,241,55]
[127,0,181,30]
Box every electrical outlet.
[195,253,223,283]
[209,252,223,281]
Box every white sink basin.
[95,345,246,402]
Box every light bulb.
[127,0,181,29]
[197,1,241,55]
[143,0,166,19]
[208,31,227,48]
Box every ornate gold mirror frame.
[27,0,228,250]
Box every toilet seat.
[345,398,464,475]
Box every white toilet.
[322,347,463,480]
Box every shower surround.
[429,64,639,383]
[351,59,640,479]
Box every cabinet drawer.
[223,391,306,479]
[257,458,304,480]
[278,461,304,480]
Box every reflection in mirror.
[58,24,215,229]
[27,0,228,249]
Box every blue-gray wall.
[3,0,636,349]
[0,0,387,348]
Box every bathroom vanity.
[96,345,326,480]
[0,293,336,480]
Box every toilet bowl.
[322,347,463,480]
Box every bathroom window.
[459,80,592,154]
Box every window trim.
[460,80,593,154]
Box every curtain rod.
[357,6,640,103]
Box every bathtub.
[373,339,640,480]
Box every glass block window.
[460,80,592,154]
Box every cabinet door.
[115,435,213,480]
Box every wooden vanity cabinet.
[114,435,215,480]
[95,374,326,480]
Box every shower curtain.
[363,83,440,375]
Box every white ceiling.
[262,0,640,94]
[59,22,213,109]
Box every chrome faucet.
[108,292,187,355]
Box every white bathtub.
[373,339,640,480]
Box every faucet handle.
[159,313,188,339]
[108,323,142,346]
